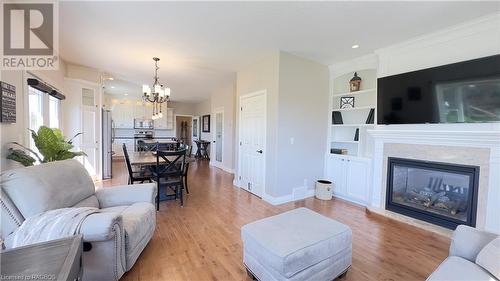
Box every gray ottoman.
[241,208,352,281]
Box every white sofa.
[0,159,157,281]
[427,225,499,281]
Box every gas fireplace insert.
[386,157,479,230]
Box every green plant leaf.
[6,148,36,166]
[33,126,61,162]
[10,141,43,163]
[23,126,87,163]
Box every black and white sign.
[1,81,16,123]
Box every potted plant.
[6,126,86,166]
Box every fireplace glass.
[386,158,479,229]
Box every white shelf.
[332,124,374,127]
[332,140,359,144]
[332,88,376,97]
[333,106,375,112]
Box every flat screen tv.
[377,55,500,125]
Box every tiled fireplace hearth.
[368,127,500,234]
[386,157,479,230]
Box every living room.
[1,2,499,281]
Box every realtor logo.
[1,1,59,70]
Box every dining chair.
[151,147,187,210]
[182,145,192,194]
[123,144,153,184]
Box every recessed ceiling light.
[111,86,115,89]
[124,93,128,96]
[351,44,359,49]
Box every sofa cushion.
[241,208,352,278]
[1,160,95,218]
[426,256,496,281]
[476,237,500,280]
[101,202,155,270]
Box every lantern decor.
[349,72,362,92]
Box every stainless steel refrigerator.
[102,109,113,179]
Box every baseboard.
[209,162,234,174]
[263,187,315,206]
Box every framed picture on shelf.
[340,96,355,109]
[202,114,210,132]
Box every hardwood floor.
[102,160,450,281]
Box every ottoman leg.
[246,268,257,280]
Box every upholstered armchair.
[0,159,157,281]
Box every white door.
[212,109,224,169]
[239,91,266,197]
[346,158,369,203]
[81,88,99,178]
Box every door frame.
[237,90,267,197]
[174,114,194,156]
[80,82,102,180]
[210,107,224,169]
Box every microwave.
[134,118,154,129]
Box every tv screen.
[377,55,500,125]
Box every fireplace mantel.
[367,126,500,234]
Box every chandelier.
[142,57,170,120]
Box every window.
[28,86,44,151]
[28,86,44,132]
[27,81,63,151]
[49,96,60,128]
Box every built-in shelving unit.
[329,69,377,157]
[332,88,376,97]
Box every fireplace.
[386,157,479,229]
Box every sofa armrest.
[79,212,123,242]
[96,183,156,208]
[449,225,498,262]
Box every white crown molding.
[329,53,379,78]
[375,12,500,57]
[64,77,100,87]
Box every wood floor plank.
[101,160,449,281]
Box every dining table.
[128,151,195,166]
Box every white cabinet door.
[134,103,145,119]
[331,156,347,196]
[346,158,370,204]
[165,108,174,130]
[112,103,134,128]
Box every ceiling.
[59,2,500,102]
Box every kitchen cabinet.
[155,108,174,130]
[325,154,370,205]
[111,100,174,130]
[112,103,134,128]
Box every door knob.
[256,150,263,154]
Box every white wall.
[236,51,280,196]
[194,99,212,141]
[235,51,329,202]
[210,81,236,172]
[275,52,329,197]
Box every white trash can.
[315,180,333,200]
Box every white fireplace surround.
[367,125,500,234]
